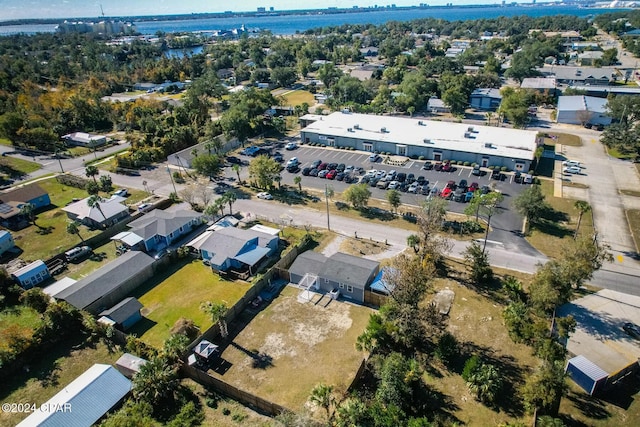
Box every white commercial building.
[556,96,612,126]
[300,112,540,171]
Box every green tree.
[85,165,99,183]
[191,153,221,179]
[87,195,106,221]
[293,175,302,192]
[19,203,35,226]
[478,191,504,253]
[513,184,546,226]
[415,197,450,263]
[317,63,342,88]
[343,183,371,209]
[99,174,113,192]
[85,180,100,195]
[375,352,424,412]
[442,86,469,116]
[463,241,493,285]
[223,190,237,215]
[232,163,241,183]
[248,155,281,189]
[467,362,502,405]
[386,189,401,213]
[19,288,49,313]
[66,220,84,242]
[406,234,420,253]
[132,357,180,414]
[573,200,591,239]
[200,301,228,338]
[522,361,567,416]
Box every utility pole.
[325,184,331,231]
[167,166,177,195]
[55,148,64,173]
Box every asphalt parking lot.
[224,144,538,254]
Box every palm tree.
[407,234,420,253]
[132,357,180,409]
[573,200,591,239]
[204,142,214,154]
[467,363,502,404]
[87,195,107,222]
[200,301,228,338]
[232,164,241,183]
[294,176,302,192]
[223,191,237,215]
[309,383,335,421]
[66,221,84,242]
[191,148,198,158]
[85,165,99,183]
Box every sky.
[0,1,545,21]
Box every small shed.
[99,297,144,330]
[43,277,78,298]
[194,339,220,362]
[566,355,609,396]
[11,260,50,289]
[115,353,148,378]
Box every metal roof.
[11,260,47,278]
[520,77,557,89]
[99,297,143,324]
[557,95,608,114]
[56,251,154,310]
[369,268,397,295]
[43,277,78,297]
[567,355,608,381]
[16,364,131,427]
[127,209,201,241]
[234,246,271,267]
[301,112,538,161]
[111,231,144,247]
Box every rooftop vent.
[347,128,353,132]
[380,127,387,133]
[423,138,432,144]
[418,120,425,126]
[484,143,495,149]
[467,126,474,132]
[354,124,360,129]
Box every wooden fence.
[364,290,388,307]
[182,364,288,416]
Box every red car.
[469,182,479,191]
[446,180,456,189]
[441,187,452,199]
[326,170,337,180]
[442,161,452,172]
[318,162,328,170]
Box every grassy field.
[607,146,635,160]
[210,286,372,411]
[276,89,314,107]
[65,240,119,280]
[626,209,640,253]
[526,181,594,259]
[0,138,12,147]
[0,156,42,178]
[129,258,252,348]
[542,132,583,147]
[0,306,42,352]
[0,340,119,427]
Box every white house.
[61,132,107,147]
[556,96,612,126]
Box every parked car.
[446,180,456,189]
[318,162,328,170]
[563,166,581,174]
[65,246,92,262]
[309,168,319,177]
[523,174,533,184]
[369,153,381,162]
[472,164,481,176]
[286,164,299,173]
[286,157,299,168]
[226,156,243,165]
[377,180,389,189]
[311,159,322,169]
[336,172,345,181]
[256,192,273,200]
[491,169,501,180]
[480,185,491,194]
[388,180,400,190]
[326,170,337,179]
[406,173,415,183]
[285,142,297,150]
[465,191,475,202]
[408,182,419,193]
[458,179,468,190]
[514,171,522,183]
[442,161,452,172]
[422,161,433,170]
[137,203,152,212]
[272,153,284,162]
[416,175,426,184]
[327,163,338,171]
[623,322,640,339]
[113,188,128,197]
[562,160,581,167]
[434,162,443,172]
[344,165,354,174]
[396,172,407,182]
[469,182,479,192]
[429,186,439,197]
[453,188,465,202]
[318,170,329,178]
[441,187,452,199]
[336,163,346,172]
[302,167,311,176]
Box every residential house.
[520,77,559,96]
[0,230,15,256]
[216,68,234,80]
[427,97,450,113]
[359,46,379,57]
[10,260,50,289]
[288,251,380,303]
[189,226,279,274]
[61,132,107,148]
[16,364,131,427]
[99,297,144,331]
[540,66,616,86]
[578,51,604,66]
[115,353,147,378]
[469,88,502,110]
[126,209,203,252]
[62,195,130,229]
[55,251,155,314]
[0,183,51,229]
[350,67,375,81]
[556,96,612,126]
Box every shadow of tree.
[359,207,394,222]
[229,342,274,370]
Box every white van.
[65,246,92,262]
[562,160,581,168]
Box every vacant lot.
[0,156,41,180]
[210,286,372,411]
[130,259,252,348]
[0,305,41,352]
[526,181,594,259]
[277,89,314,107]
[0,341,119,427]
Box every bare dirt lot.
[208,286,373,411]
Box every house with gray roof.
[62,195,129,229]
[556,95,611,126]
[17,364,131,427]
[126,209,203,252]
[56,251,155,314]
[469,88,502,110]
[190,227,279,274]
[289,251,380,303]
[99,297,143,331]
[540,66,617,86]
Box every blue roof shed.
[566,355,609,396]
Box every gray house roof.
[558,95,608,114]
[56,251,154,310]
[62,195,128,224]
[289,251,328,278]
[289,251,379,289]
[128,209,201,240]
[197,227,278,267]
[100,297,143,324]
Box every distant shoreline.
[0,3,603,27]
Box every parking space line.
[509,175,514,184]
[467,170,473,178]
[458,168,464,176]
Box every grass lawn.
[129,258,252,348]
[0,156,41,178]
[607,146,635,160]
[0,340,119,427]
[64,240,119,280]
[626,209,640,253]
[426,277,538,426]
[276,89,314,107]
[526,181,594,259]
[542,132,582,147]
[0,138,12,147]
[210,286,373,411]
[0,306,42,352]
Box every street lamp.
[324,184,334,231]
